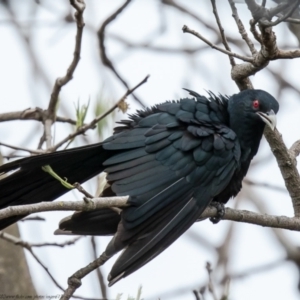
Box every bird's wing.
[98,98,241,285]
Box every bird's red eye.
[253,100,260,109]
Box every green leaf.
[41,165,74,189]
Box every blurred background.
[0,0,300,299]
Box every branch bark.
[1,198,300,232]
[44,0,86,148]
[264,127,300,217]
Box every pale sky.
[0,1,300,299]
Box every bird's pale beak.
[256,109,277,130]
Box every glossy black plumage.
[0,89,279,285]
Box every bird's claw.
[209,201,225,224]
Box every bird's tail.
[0,143,110,230]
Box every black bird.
[0,89,279,285]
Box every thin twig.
[0,231,65,292]
[261,0,300,27]
[0,108,77,125]
[61,252,110,300]
[110,33,208,54]
[161,0,218,32]
[244,178,286,193]
[0,142,45,155]
[283,16,300,24]
[44,0,86,148]
[206,262,218,300]
[228,0,257,55]
[222,258,285,283]
[91,237,107,299]
[211,0,236,66]
[73,182,94,198]
[50,75,149,151]
[250,20,262,43]
[182,25,254,62]
[0,232,96,300]
[97,0,146,107]
[31,236,82,248]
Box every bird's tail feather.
[54,208,121,236]
[0,143,109,230]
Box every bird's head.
[228,89,279,131]
[228,89,279,153]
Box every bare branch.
[223,259,285,283]
[182,25,254,62]
[261,1,300,27]
[44,0,86,148]
[109,33,208,54]
[228,0,257,55]
[244,178,286,193]
[206,262,218,300]
[73,183,94,198]
[274,49,300,59]
[161,0,218,32]
[211,0,236,66]
[2,197,300,232]
[263,127,300,217]
[61,252,110,300]
[289,140,300,160]
[90,237,107,299]
[0,196,129,221]
[244,0,266,21]
[97,0,146,107]
[0,142,45,155]
[0,108,77,125]
[31,236,82,248]
[50,75,149,151]
[284,16,300,24]
[250,20,263,43]
[0,231,66,292]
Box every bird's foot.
[209,201,225,224]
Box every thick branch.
[0,196,129,221]
[2,198,300,232]
[264,127,300,217]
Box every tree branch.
[2,197,300,232]
[0,196,129,221]
[211,0,236,67]
[228,0,257,55]
[50,75,149,151]
[182,25,254,63]
[61,252,110,300]
[97,0,146,108]
[0,108,78,125]
[44,0,86,148]
[263,127,300,217]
